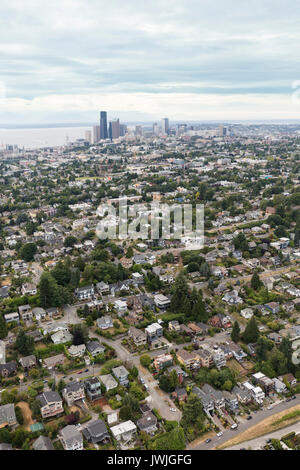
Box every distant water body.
[0,126,92,150]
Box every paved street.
[93,333,182,421]
[227,421,300,450]
[189,395,300,450]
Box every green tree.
[231,320,240,343]
[15,329,35,356]
[279,337,293,371]
[170,272,189,312]
[72,324,89,345]
[140,354,151,368]
[256,336,272,362]
[251,272,263,291]
[20,243,37,261]
[0,315,8,339]
[64,236,77,248]
[57,379,66,393]
[158,374,173,392]
[38,272,67,308]
[233,233,249,251]
[181,394,205,429]
[15,406,24,425]
[51,262,71,286]
[243,317,259,344]
[126,246,133,258]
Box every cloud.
[0,0,300,122]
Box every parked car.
[231,423,238,429]
[217,432,223,437]
[247,415,252,420]
[205,439,212,444]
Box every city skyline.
[1,1,300,123]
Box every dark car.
[247,415,252,420]
[205,439,212,444]
[286,398,292,402]
[84,369,89,372]
[292,396,297,400]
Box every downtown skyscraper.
[100,111,108,139]
[109,119,120,140]
[161,118,169,135]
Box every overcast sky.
[1,0,300,124]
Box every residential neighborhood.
[0,119,300,452]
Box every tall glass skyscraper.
[161,118,169,135]
[100,111,108,139]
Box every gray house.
[82,419,110,444]
[86,340,105,357]
[222,391,239,413]
[59,425,83,451]
[112,365,129,387]
[97,315,113,330]
[137,411,158,435]
[0,404,17,428]
[84,377,102,401]
[32,435,55,451]
[192,386,214,414]
[74,285,94,300]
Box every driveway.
[138,364,182,421]
[61,304,82,325]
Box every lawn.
[226,358,248,377]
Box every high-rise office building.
[85,130,92,144]
[109,119,120,140]
[93,125,100,144]
[161,118,169,135]
[219,125,227,137]
[153,122,159,135]
[135,125,143,136]
[119,124,127,137]
[100,111,108,139]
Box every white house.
[240,308,254,320]
[110,420,137,442]
[114,299,127,316]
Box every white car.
[217,432,223,437]
[231,423,238,429]
[169,408,177,412]
[267,405,273,410]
